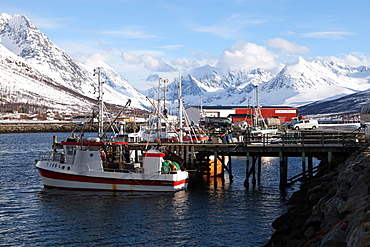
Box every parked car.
[200,117,232,131]
[292,119,319,130]
[278,121,296,130]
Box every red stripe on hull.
[144,152,165,158]
[60,141,128,146]
[37,168,187,187]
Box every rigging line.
[223,143,243,156]
[101,99,131,138]
[146,96,181,141]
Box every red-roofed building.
[186,105,298,125]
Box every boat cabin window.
[65,146,75,155]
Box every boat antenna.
[93,67,104,138]
[178,72,183,143]
[163,78,168,117]
[254,84,259,127]
[157,77,162,143]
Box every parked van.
[292,119,319,130]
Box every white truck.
[292,119,319,130]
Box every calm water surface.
[0,132,309,246]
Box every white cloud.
[265,38,309,54]
[314,53,370,67]
[102,26,159,39]
[121,51,142,64]
[160,44,183,50]
[303,31,353,40]
[285,31,353,40]
[191,14,267,39]
[171,58,200,69]
[121,51,176,72]
[217,40,281,72]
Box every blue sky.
[1,0,369,90]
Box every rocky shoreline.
[0,122,139,133]
[265,145,370,247]
[0,123,97,133]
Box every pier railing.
[241,131,361,147]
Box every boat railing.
[38,151,53,161]
[38,151,65,162]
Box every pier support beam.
[302,151,306,180]
[190,145,195,170]
[228,155,233,182]
[244,152,250,188]
[308,156,313,178]
[206,154,210,183]
[214,150,218,187]
[328,151,333,169]
[257,156,262,184]
[279,151,287,188]
[252,156,257,186]
[221,154,225,187]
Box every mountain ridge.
[0,14,149,112]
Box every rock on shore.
[265,145,370,246]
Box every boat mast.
[157,77,162,142]
[254,84,259,127]
[178,72,183,143]
[93,68,104,138]
[254,84,268,129]
[163,79,167,115]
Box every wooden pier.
[129,131,365,188]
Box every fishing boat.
[35,68,188,192]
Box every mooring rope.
[302,210,355,247]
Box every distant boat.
[35,68,188,192]
[318,120,360,130]
[250,85,278,135]
[137,74,210,144]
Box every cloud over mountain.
[217,41,280,73]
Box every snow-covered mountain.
[146,67,275,110]
[258,57,370,106]
[0,42,94,113]
[148,58,370,112]
[0,13,149,113]
[1,13,370,115]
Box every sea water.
[0,132,310,246]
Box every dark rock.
[265,145,370,246]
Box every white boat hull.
[251,128,278,135]
[36,162,188,192]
